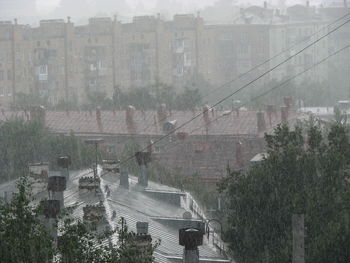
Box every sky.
[36,0,326,14]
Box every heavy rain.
[0,0,349,263]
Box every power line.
[118,18,350,166]
[78,42,350,187]
[108,12,350,149]
[201,12,350,101]
[155,43,350,159]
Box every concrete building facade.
[0,3,348,108]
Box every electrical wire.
[117,18,350,167]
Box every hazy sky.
[36,0,325,14]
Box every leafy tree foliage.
[0,178,159,263]
[220,123,350,263]
[0,120,104,183]
[0,177,54,262]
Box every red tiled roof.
[0,109,303,137]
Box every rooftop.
[0,168,233,263]
[0,109,303,137]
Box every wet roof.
[0,109,303,137]
[0,169,233,263]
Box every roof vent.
[163,120,177,132]
[257,111,266,133]
[126,105,136,128]
[136,222,149,235]
[281,106,289,124]
[157,103,167,122]
[202,105,210,124]
[47,176,67,192]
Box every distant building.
[0,6,346,107]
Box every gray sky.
[36,0,325,14]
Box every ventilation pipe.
[236,141,243,167]
[135,152,151,187]
[266,105,275,125]
[257,111,266,133]
[203,105,210,124]
[47,176,67,209]
[57,156,71,181]
[41,199,60,239]
[179,228,203,263]
[126,105,135,127]
[96,107,103,132]
[134,222,152,248]
[136,222,149,235]
[147,140,154,154]
[281,106,289,124]
[120,167,129,189]
[157,103,167,122]
[30,106,46,126]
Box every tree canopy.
[0,177,159,263]
[220,123,350,263]
[0,120,107,183]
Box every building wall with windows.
[0,12,340,108]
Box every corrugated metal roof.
[1,169,232,262]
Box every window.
[0,71,4,81]
[38,65,48,81]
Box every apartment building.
[0,5,344,108]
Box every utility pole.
[85,139,104,195]
[292,214,305,263]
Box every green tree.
[0,120,106,183]
[1,178,159,263]
[0,177,54,263]
[220,123,350,263]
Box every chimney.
[135,152,151,187]
[202,105,210,124]
[147,140,154,154]
[120,167,129,189]
[136,222,149,235]
[157,103,167,122]
[30,106,46,126]
[236,141,243,167]
[344,0,348,8]
[126,105,136,128]
[266,105,275,125]
[179,228,203,263]
[96,107,103,132]
[264,1,268,8]
[40,199,60,238]
[281,106,289,124]
[257,111,266,133]
[57,156,71,181]
[134,222,152,248]
[306,1,310,7]
[47,176,67,209]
